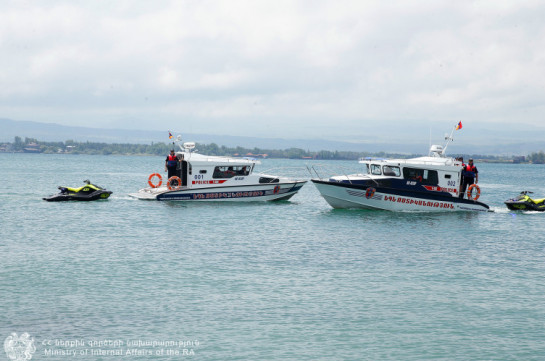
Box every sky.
[1,0,544,143]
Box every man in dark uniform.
[165,149,178,183]
[460,158,478,198]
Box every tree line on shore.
[2,136,544,163]
[527,151,545,164]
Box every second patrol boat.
[310,129,490,212]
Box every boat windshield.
[383,165,401,177]
[370,164,382,175]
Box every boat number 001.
[447,181,456,187]
[194,175,204,180]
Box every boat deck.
[129,186,176,200]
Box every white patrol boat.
[310,131,491,212]
[130,141,306,202]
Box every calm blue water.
[1,153,544,360]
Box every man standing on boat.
[165,149,179,183]
[460,158,478,198]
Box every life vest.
[167,154,178,167]
[464,164,477,178]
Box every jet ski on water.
[504,191,545,211]
[43,180,112,202]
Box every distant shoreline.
[0,136,540,163]
[0,152,525,164]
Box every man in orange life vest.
[165,149,179,183]
[459,158,478,198]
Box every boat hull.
[312,179,491,212]
[129,181,307,201]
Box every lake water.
[1,153,544,360]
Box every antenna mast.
[441,125,456,155]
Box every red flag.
[168,131,173,139]
[455,121,462,130]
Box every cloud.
[0,0,544,141]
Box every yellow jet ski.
[43,180,112,202]
[504,191,545,211]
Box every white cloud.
[0,0,544,141]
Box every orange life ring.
[273,185,280,194]
[148,173,162,188]
[467,184,481,201]
[365,187,376,199]
[167,176,182,191]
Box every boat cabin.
[170,149,262,189]
[358,155,464,197]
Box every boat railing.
[360,157,456,167]
[258,167,309,180]
[194,156,260,164]
[410,159,457,166]
[359,157,387,162]
[306,163,374,185]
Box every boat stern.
[128,186,170,200]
